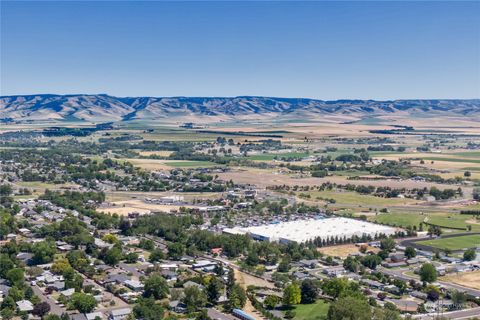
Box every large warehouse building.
[223,217,396,244]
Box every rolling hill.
[1,94,479,123]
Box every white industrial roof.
[225,217,396,243]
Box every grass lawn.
[416,234,480,251]
[248,152,311,161]
[370,212,425,228]
[370,212,480,231]
[426,215,477,230]
[292,300,330,320]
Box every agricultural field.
[123,158,219,170]
[247,152,311,161]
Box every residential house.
[109,308,132,320]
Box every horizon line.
[1,93,479,101]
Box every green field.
[451,151,480,158]
[370,212,425,228]
[370,212,480,231]
[416,234,480,251]
[167,161,218,168]
[422,157,480,164]
[292,300,329,320]
[248,152,311,161]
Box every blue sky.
[1,1,479,99]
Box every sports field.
[416,234,480,251]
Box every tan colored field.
[441,271,480,290]
[105,191,222,202]
[318,244,378,258]
[121,158,174,170]
[99,199,195,216]
[218,167,467,192]
[135,150,174,157]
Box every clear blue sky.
[1,1,479,99]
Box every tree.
[463,248,476,261]
[52,258,73,275]
[183,286,207,312]
[372,308,401,320]
[419,263,437,283]
[321,278,348,299]
[404,247,417,259]
[427,225,442,237]
[277,256,291,273]
[327,296,371,320]
[283,282,301,307]
[360,255,382,270]
[425,285,441,301]
[167,242,185,259]
[32,301,51,317]
[450,290,467,309]
[300,279,318,304]
[0,254,15,278]
[70,292,97,313]
[104,247,122,266]
[380,237,396,252]
[473,188,480,201]
[206,277,222,304]
[196,309,212,320]
[226,268,235,295]
[225,284,246,311]
[8,286,25,301]
[343,256,361,273]
[32,241,57,264]
[143,275,169,299]
[6,268,24,286]
[133,297,164,320]
[264,295,280,309]
[125,252,138,264]
[102,233,118,244]
[149,249,165,262]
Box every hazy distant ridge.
[1,94,479,122]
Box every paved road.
[30,284,66,316]
[414,307,480,319]
[380,267,480,298]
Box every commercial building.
[224,217,396,244]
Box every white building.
[224,217,396,244]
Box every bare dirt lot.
[441,271,480,290]
[318,244,378,258]
[99,199,195,216]
[233,268,274,320]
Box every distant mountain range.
[1,94,479,123]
